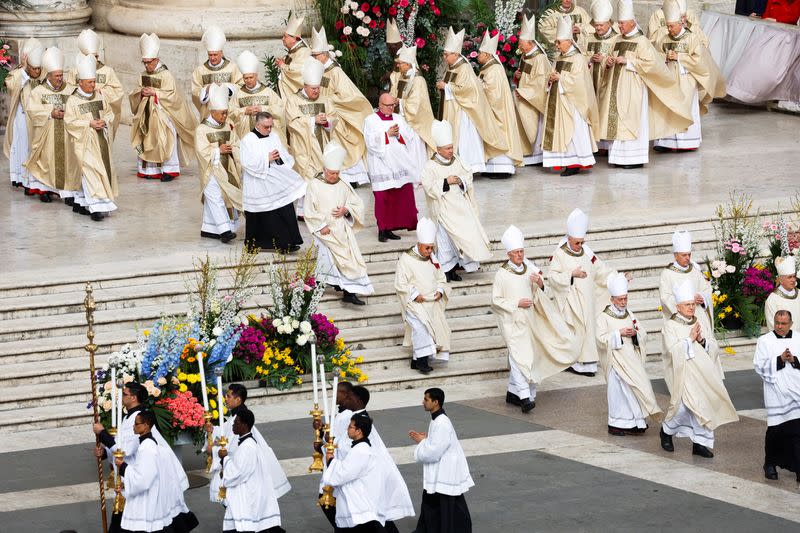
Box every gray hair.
[254,111,274,125]
[775,309,793,322]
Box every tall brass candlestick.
[85,283,109,533]
[204,412,214,473]
[217,436,229,501]
[317,427,337,509]
[112,449,126,514]
[308,403,324,473]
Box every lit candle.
[320,362,329,426]
[311,342,319,406]
[217,376,224,428]
[331,373,339,428]
[197,351,209,411]
[117,388,123,427]
[110,368,117,429]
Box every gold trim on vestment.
[202,72,233,85]
[95,73,106,84]
[773,288,799,300]
[141,75,162,88]
[239,95,271,107]
[667,263,693,274]
[240,83,264,94]
[559,241,584,257]
[42,86,69,189]
[405,246,431,262]
[501,262,528,275]
[542,60,573,151]
[432,156,455,166]
[77,97,113,183]
[204,58,230,72]
[670,313,697,325]
[607,40,639,140]
[603,305,630,319]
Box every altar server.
[658,230,713,326]
[193,83,241,243]
[74,28,124,136]
[240,111,305,252]
[596,273,661,435]
[549,208,629,376]
[220,408,286,533]
[653,0,725,152]
[364,92,419,242]
[304,141,374,306]
[596,0,691,169]
[395,217,452,375]
[514,15,550,166]
[390,45,435,171]
[230,50,286,145]
[542,16,599,177]
[130,33,197,180]
[64,53,119,221]
[25,46,78,201]
[208,384,290,506]
[115,410,199,533]
[754,310,800,483]
[492,225,579,413]
[437,27,509,172]
[660,280,738,458]
[421,120,491,282]
[94,381,146,466]
[409,387,474,533]
[277,13,311,97]
[321,412,385,531]
[765,256,800,332]
[4,38,43,192]
[191,25,242,120]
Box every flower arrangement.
[742,265,774,308]
[762,214,799,276]
[463,24,520,79]
[0,40,16,92]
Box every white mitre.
[139,33,160,59]
[77,29,101,55]
[607,273,629,296]
[617,0,636,21]
[776,256,797,277]
[673,280,695,304]
[236,50,260,75]
[286,13,304,37]
[556,15,573,42]
[302,59,324,86]
[417,217,437,244]
[397,45,418,66]
[431,120,453,147]
[566,208,589,238]
[519,15,536,41]
[443,27,465,53]
[202,25,226,52]
[323,141,347,171]
[42,47,65,73]
[208,83,231,111]
[502,225,525,253]
[75,53,97,80]
[672,230,692,253]
[663,0,682,23]
[479,30,499,55]
[386,18,402,44]
[591,0,614,23]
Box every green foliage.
[223,357,256,382]
[261,55,281,92]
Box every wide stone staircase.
[0,215,758,432]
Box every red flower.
[335,20,344,30]
[399,0,409,6]
[498,34,505,42]
[432,7,441,15]
[388,6,397,15]
[369,20,378,28]
[508,59,516,67]
[418,0,426,4]
[499,55,507,63]
[339,35,348,42]
[509,35,518,44]
[428,33,436,41]
[415,37,426,48]
[360,2,370,12]
[379,20,385,28]
[490,28,498,37]
[372,5,381,14]
[502,43,511,52]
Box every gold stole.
[607,39,639,139]
[542,60,573,151]
[77,97,113,182]
[41,90,70,189]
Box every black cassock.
[413,490,472,533]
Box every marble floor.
[2,102,798,277]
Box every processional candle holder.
[308,403,325,473]
[112,449,126,513]
[216,436,229,501]
[204,411,214,473]
[317,430,337,509]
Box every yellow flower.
[178,372,187,381]
[280,376,287,383]
[179,383,188,392]
[208,386,217,395]
[724,306,733,313]
[657,306,662,312]
[143,329,150,336]
[356,356,363,364]
[295,366,303,373]
[718,312,725,319]
[273,363,279,369]
[754,264,765,270]
[296,377,303,384]
[339,371,346,378]
[734,312,740,318]
[212,409,219,418]
[723,346,736,355]
[358,375,368,383]
[210,399,217,409]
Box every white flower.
[343,26,353,35]
[354,10,364,19]
[335,50,343,57]
[712,271,722,279]
[341,6,350,13]
[296,334,309,346]
[362,28,370,36]
[363,15,371,23]
[292,320,300,329]
[208,339,217,348]
[300,321,312,333]
[725,265,736,273]
[212,326,223,337]
[272,318,282,328]
[350,1,358,9]
[283,315,291,323]
[355,26,366,36]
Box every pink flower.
[469,51,478,58]
[502,43,511,52]
[418,0,426,4]
[399,0,409,6]
[432,7,440,15]
[415,37,426,48]
[730,243,741,253]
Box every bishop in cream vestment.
[539,0,592,53]
[514,16,551,165]
[70,28,124,137]
[765,256,800,332]
[230,51,285,146]
[658,230,713,326]
[191,26,242,120]
[391,45,435,171]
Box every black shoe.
[505,392,522,406]
[608,425,628,436]
[64,197,75,206]
[560,167,580,177]
[39,193,53,203]
[415,356,433,374]
[200,231,221,240]
[445,269,462,282]
[653,145,672,153]
[385,230,401,240]
[331,284,342,292]
[764,464,778,480]
[620,164,644,169]
[160,174,175,182]
[342,291,366,305]
[350,181,360,188]
[487,173,512,179]
[378,230,388,243]
[24,187,33,196]
[90,212,104,221]
[521,399,536,413]
[410,359,419,370]
[692,443,714,458]
[628,425,648,435]
[296,215,305,222]
[79,206,90,215]
[286,244,301,253]
[12,181,21,188]
[565,367,595,377]
[220,231,236,243]
[72,203,81,212]
[660,428,674,452]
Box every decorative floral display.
[742,265,775,307]
[0,40,16,92]
[463,23,520,79]
[762,213,800,276]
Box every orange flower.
[187,356,196,363]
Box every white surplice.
[753,331,800,427]
[363,112,420,191]
[414,411,474,497]
[240,131,306,212]
[321,439,385,528]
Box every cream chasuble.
[548,243,617,364]
[278,41,312,97]
[647,8,708,46]
[395,248,452,353]
[25,81,80,192]
[441,58,509,159]
[420,156,491,263]
[515,47,551,154]
[492,260,580,384]
[479,59,524,165]
[661,314,738,429]
[596,306,661,417]
[129,64,198,164]
[64,90,118,201]
[194,119,243,211]
[68,62,124,136]
[304,175,368,281]
[284,89,337,179]
[585,28,619,97]
[391,72,436,152]
[539,4,592,52]
[653,29,726,117]
[597,31,692,141]
[765,289,800,332]
[658,263,713,324]
[229,82,286,146]
[542,48,599,153]
[3,68,40,161]
[191,58,242,119]
[320,61,372,170]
